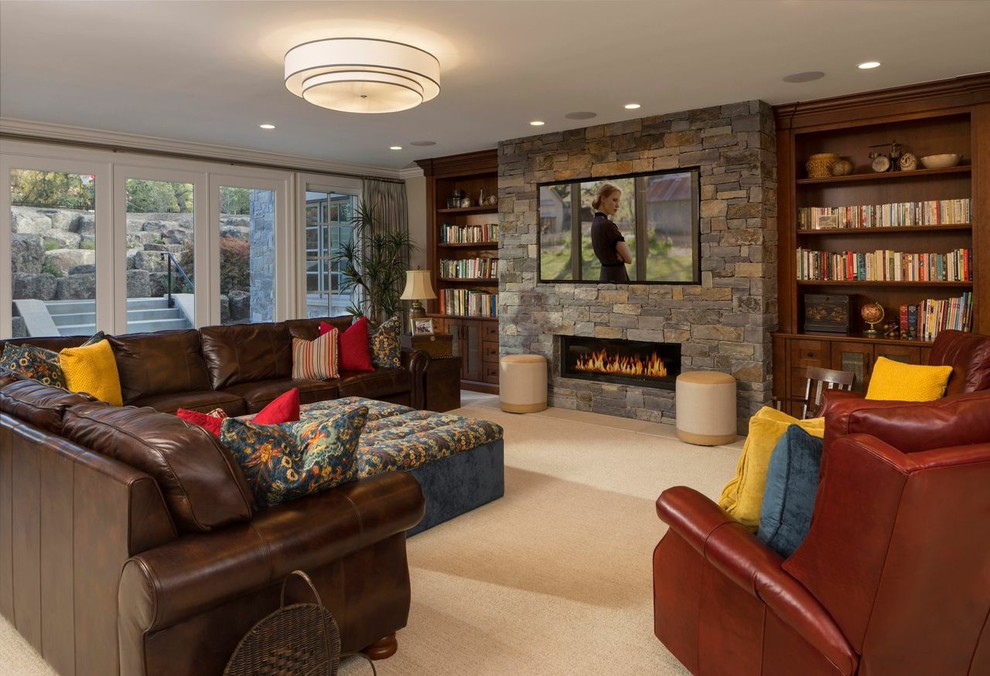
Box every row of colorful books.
[900,292,973,341]
[796,247,972,282]
[439,288,498,318]
[797,198,971,230]
[439,223,499,244]
[439,257,498,279]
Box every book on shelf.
[439,288,498,318]
[898,292,973,342]
[796,248,972,282]
[797,199,971,230]
[439,222,499,244]
[439,257,498,279]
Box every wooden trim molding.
[0,116,404,179]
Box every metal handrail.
[159,251,194,308]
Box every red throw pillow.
[252,387,301,425]
[176,408,224,437]
[318,321,335,336]
[339,317,375,372]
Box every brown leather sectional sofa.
[0,317,432,675]
[0,315,429,415]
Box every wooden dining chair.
[800,366,856,418]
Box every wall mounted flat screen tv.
[538,168,701,284]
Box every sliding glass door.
[115,167,203,333]
[2,155,110,338]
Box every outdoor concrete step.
[58,323,97,337]
[53,311,96,326]
[125,308,185,322]
[126,318,192,332]
[46,299,96,315]
[125,297,172,310]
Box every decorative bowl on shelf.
[805,153,839,178]
[920,153,961,169]
[830,158,854,176]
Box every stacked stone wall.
[497,100,777,431]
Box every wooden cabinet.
[431,315,499,393]
[772,75,990,409]
[775,333,932,416]
[423,356,462,412]
[416,149,499,392]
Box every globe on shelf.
[861,302,885,336]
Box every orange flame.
[574,349,668,378]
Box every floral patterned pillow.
[220,405,369,508]
[370,315,401,369]
[0,343,66,388]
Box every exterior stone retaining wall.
[496,100,778,432]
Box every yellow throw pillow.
[718,406,825,530]
[865,356,953,402]
[59,339,123,406]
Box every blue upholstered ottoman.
[300,397,505,534]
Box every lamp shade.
[400,270,437,301]
[285,38,440,114]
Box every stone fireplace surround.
[496,100,777,433]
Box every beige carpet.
[1,393,742,676]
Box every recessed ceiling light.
[409,140,436,146]
[782,71,825,83]
[858,61,881,70]
[624,103,641,110]
[389,145,403,150]
[530,120,545,126]
[259,123,276,130]
[565,111,597,120]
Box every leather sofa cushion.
[338,368,410,400]
[200,322,292,390]
[62,402,254,533]
[110,330,212,403]
[128,389,248,417]
[0,335,87,352]
[222,378,339,414]
[0,379,96,434]
[928,329,990,395]
[286,316,351,341]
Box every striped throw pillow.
[291,329,339,380]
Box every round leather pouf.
[675,371,737,446]
[499,354,548,413]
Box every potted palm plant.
[333,201,415,326]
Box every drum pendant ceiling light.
[284,38,440,114]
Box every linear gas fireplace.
[558,336,681,390]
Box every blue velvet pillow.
[220,405,368,508]
[757,425,824,558]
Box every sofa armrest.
[119,471,424,634]
[656,486,855,672]
[818,389,863,418]
[402,349,430,409]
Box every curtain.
[360,178,409,323]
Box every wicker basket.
[805,153,839,178]
[224,570,342,676]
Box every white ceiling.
[2,1,990,172]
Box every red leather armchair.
[653,333,990,675]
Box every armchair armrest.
[657,487,855,672]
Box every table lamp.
[400,269,437,324]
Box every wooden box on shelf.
[803,294,852,334]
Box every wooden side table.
[423,355,461,412]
